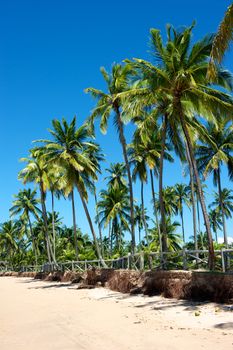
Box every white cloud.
[217,237,233,244]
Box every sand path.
[0,277,232,349]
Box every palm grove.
[1,10,233,270]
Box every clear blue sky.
[0,0,233,242]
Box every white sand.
[0,277,232,350]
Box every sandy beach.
[0,277,232,350]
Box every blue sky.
[0,0,233,242]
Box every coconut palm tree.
[34,117,105,265]
[174,183,190,243]
[128,117,173,249]
[85,63,136,253]
[155,186,178,218]
[123,24,233,268]
[209,209,222,243]
[0,221,20,261]
[105,163,127,190]
[148,219,182,252]
[10,188,41,265]
[196,117,233,247]
[97,186,130,254]
[209,188,233,243]
[18,149,55,263]
[134,204,150,244]
[208,4,233,79]
[46,165,64,260]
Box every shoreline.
[0,277,232,350]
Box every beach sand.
[0,277,232,349]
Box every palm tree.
[10,188,41,265]
[35,117,105,266]
[97,186,130,254]
[124,24,233,268]
[134,204,150,244]
[174,183,190,243]
[105,163,127,190]
[209,188,233,243]
[128,118,173,249]
[148,219,182,252]
[85,64,136,253]
[209,209,222,243]
[0,221,20,261]
[196,117,233,247]
[18,149,55,263]
[46,165,64,260]
[208,4,233,79]
[156,186,178,218]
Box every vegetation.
[1,18,233,271]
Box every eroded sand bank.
[0,277,232,350]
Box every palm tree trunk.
[178,107,215,269]
[39,182,52,263]
[150,170,162,251]
[186,145,198,251]
[115,107,135,253]
[180,208,185,243]
[77,184,107,268]
[217,167,228,247]
[94,189,104,256]
[71,190,78,259]
[159,115,168,252]
[108,220,112,256]
[28,214,37,266]
[141,181,149,245]
[196,194,201,233]
[51,191,56,260]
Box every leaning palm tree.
[196,117,233,247]
[35,117,106,266]
[208,4,233,79]
[10,188,41,265]
[124,24,233,268]
[85,64,136,253]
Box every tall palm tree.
[46,165,64,260]
[186,145,198,251]
[209,209,222,243]
[0,221,20,261]
[156,186,178,218]
[128,118,173,249]
[105,163,127,190]
[196,117,233,247]
[85,64,136,253]
[124,24,233,268]
[97,186,130,254]
[35,117,106,266]
[10,188,41,265]
[174,183,190,243]
[18,149,55,263]
[208,4,233,79]
[134,204,150,244]
[209,188,233,243]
